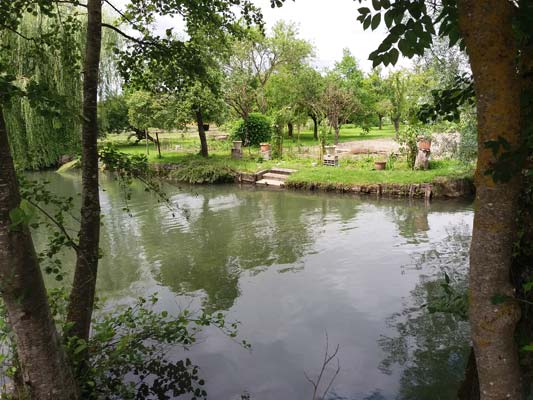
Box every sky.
[252,0,392,72]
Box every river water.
[31,171,473,400]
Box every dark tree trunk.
[311,115,318,140]
[287,122,294,138]
[378,113,383,130]
[155,131,162,158]
[0,106,79,399]
[67,0,102,344]
[196,107,208,157]
[458,0,523,398]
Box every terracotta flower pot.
[374,161,387,171]
[260,143,271,152]
[418,140,431,151]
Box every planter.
[418,140,431,151]
[324,145,336,156]
[233,140,243,150]
[374,161,387,171]
[203,124,210,131]
[260,143,271,152]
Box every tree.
[175,81,228,157]
[319,73,359,145]
[356,0,533,398]
[386,70,409,135]
[98,94,129,134]
[0,2,80,397]
[365,68,391,130]
[224,21,313,120]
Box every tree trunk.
[392,116,400,135]
[513,40,533,394]
[196,107,209,157]
[311,115,318,140]
[287,122,294,138]
[334,123,340,145]
[0,106,79,399]
[155,131,162,159]
[458,1,523,398]
[378,113,383,130]
[66,0,102,344]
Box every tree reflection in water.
[378,223,471,400]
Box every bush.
[231,113,272,146]
[172,163,236,184]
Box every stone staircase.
[256,168,297,187]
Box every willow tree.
[2,12,82,170]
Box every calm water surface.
[33,172,473,400]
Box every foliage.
[1,292,249,400]
[98,94,129,134]
[2,11,83,169]
[457,108,478,164]
[224,21,313,118]
[396,125,426,170]
[125,90,177,132]
[231,112,272,146]
[171,162,236,184]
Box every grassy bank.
[287,160,473,186]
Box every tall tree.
[355,0,533,397]
[0,3,80,397]
[457,1,523,398]
[66,0,102,343]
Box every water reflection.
[29,172,473,400]
[378,224,471,400]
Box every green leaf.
[384,10,394,28]
[363,15,372,30]
[358,7,371,15]
[389,48,399,65]
[372,0,381,11]
[523,281,533,294]
[371,13,382,31]
[522,344,533,352]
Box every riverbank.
[148,156,475,200]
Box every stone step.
[256,179,285,187]
[262,172,288,181]
[269,168,297,175]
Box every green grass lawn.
[288,124,396,146]
[101,124,396,158]
[287,159,474,186]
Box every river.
[30,171,473,400]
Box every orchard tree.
[365,68,392,129]
[175,81,228,157]
[224,21,313,120]
[320,72,360,145]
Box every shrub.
[172,163,236,184]
[231,113,272,146]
